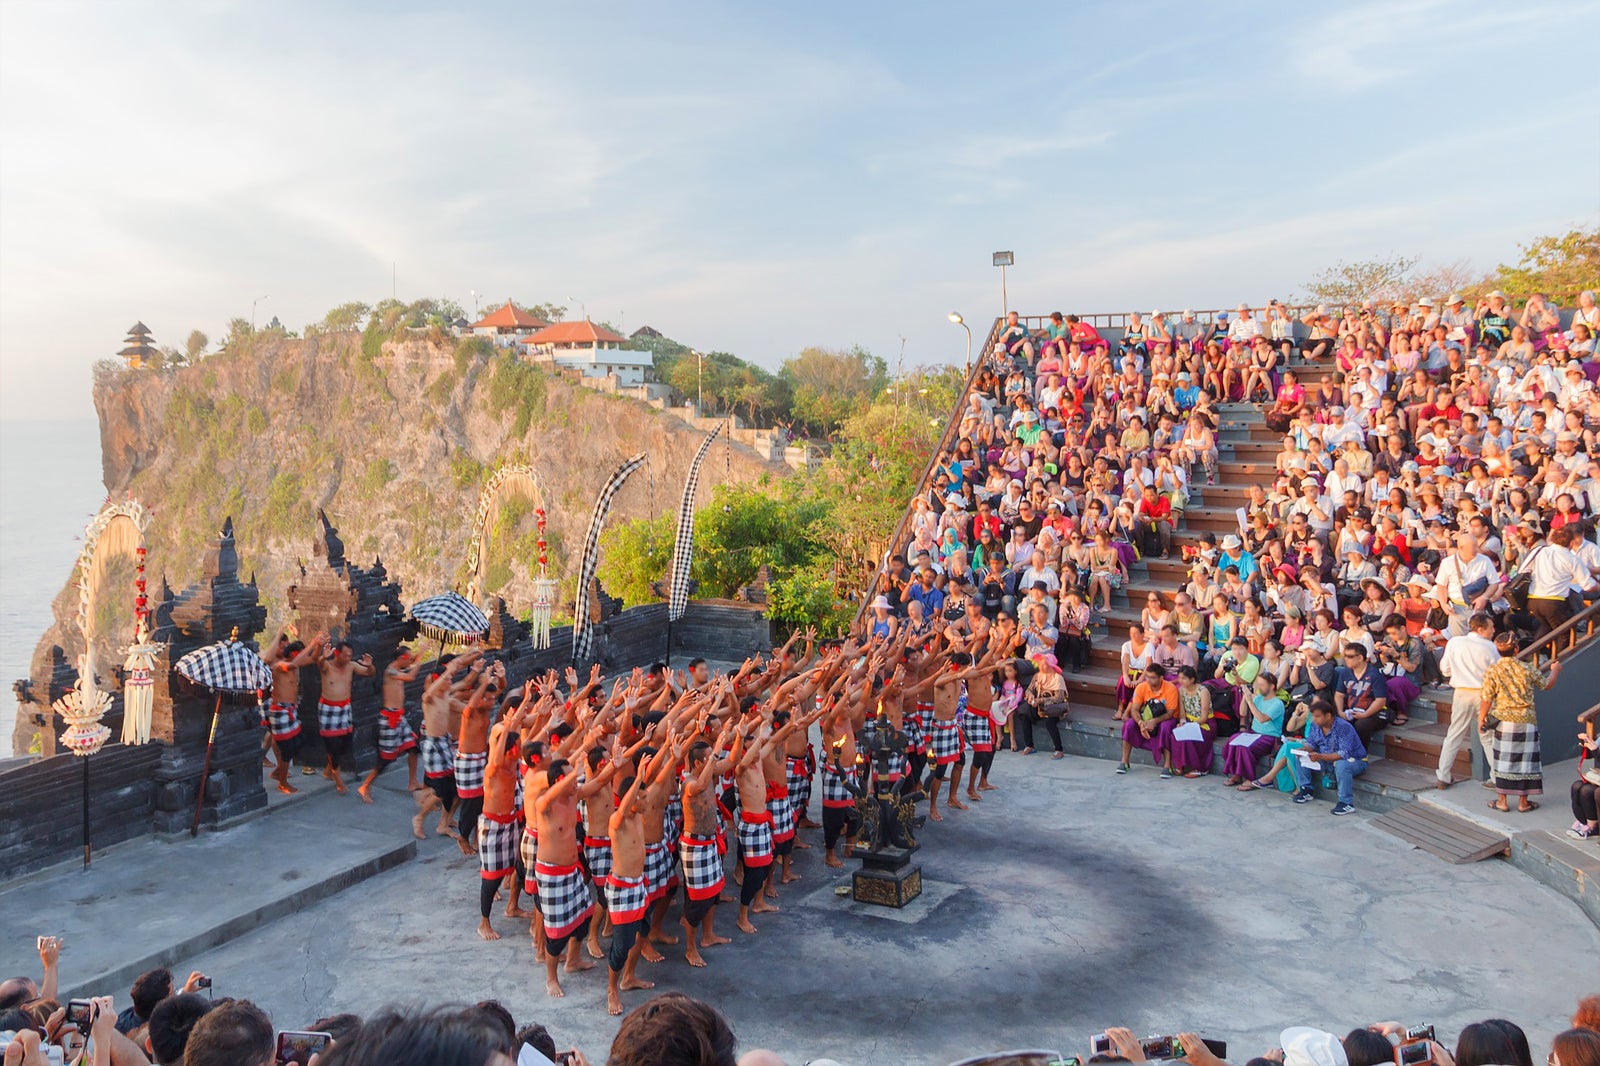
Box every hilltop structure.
[118,322,159,369]
[521,319,652,384]
[469,300,548,339]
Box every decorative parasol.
[409,592,490,644]
[54,654,113,868]
[176,632,270,836]
[120,618,161,746]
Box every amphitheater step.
[1369,802,1510,863]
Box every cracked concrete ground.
[155,750,1597,1065]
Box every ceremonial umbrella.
[176,633,271,837]
[409,592,489,671]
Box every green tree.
[185,330,208,361]
[516,301,568,323]
[317,301,371,334]
[781,345,886,439]
[596,515,674,606]
[1493,226,1600,302]
[1300,254,1419,306]
[221,317,253,351]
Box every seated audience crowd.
[867,294,1600,818]
[1,938,1595,1065]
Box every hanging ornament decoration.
[120,617,161,746]
[530,507,557,649]
[55,654,113,756]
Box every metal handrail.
[851,316,1003,627]
[1517,600,1600,667]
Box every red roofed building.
[470,300,548,338]
[520,319,654,384]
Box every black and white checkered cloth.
[910,702,933,754]
[605,873,650,924]
[175,638,271,694]
[737,810,774,867]
[519,826,538,873]
[930,718,964,765]
[821,763,858,807]
[478,811,519,880]
[409,592,489,644]
[535,861,594,939]
[377,708,417,757]
[961,708,994,751]
[454,750,487,797]
[584,835,614,896]
[420,735,456,778]
[265,700,301,741]
[669,423,725,622]
[318,698,353,737]
[679,834,724,900]
[768,785,795,843]
[571,452,649,665]
[644,840,679,902]
[785,751,813,818]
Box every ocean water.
[0,419,106,756]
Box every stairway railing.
[851,316,1004,629]
[1517,600,1600,668]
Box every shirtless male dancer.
[313,638,375,795]
[750,703,825,904]
[678,718,738,967]
[534,736,621,998]
[414,650,480,848]
[358,648,422,802]
[476,706,524,941]
[262,632,318,794]
[905,649,967,821]
[603,758,661,1015]
[567,726,649,960]
[956,644,1005,801]
[454,659,504,849]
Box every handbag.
[1037,699,1071,720]
[1139,698,1167,723]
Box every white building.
[521,320,654,385]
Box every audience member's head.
[1576,996,1600,1033]
[1341,1029,1395,1066]
[0,977,37,1011]
[310,1012,365,1046]
[147,993,214,1066]
[1553,1029,1600,1066]
[609,993,738,1066]
[129,967,175,1024]
[515,1022,559,1062]
[1456,1020,1531,1066]
[465,1001,516,1053]
[183,998,274,1066]
[318,1007,512,1066]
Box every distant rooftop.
[471,301,548,331]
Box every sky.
[1,0,1597,421]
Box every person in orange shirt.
[1117,664,1179,777]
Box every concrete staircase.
[1046,356,1452,811]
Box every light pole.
[992,251,1014,317]
[470,290,481,316]
[568,295,587,322]
[693,349,704,414]
[948,312,972,378]
[251,295,269,332]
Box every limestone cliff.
[19,332,784,750]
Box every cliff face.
[26,333,782,699]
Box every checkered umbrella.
[175,637,271,694]
[409,592,490,644]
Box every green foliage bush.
[485,351,547,437]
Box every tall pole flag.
[669,423,724,623]
[572,452,649,666]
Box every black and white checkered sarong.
[679,834,724,900]
[961,708,994,751]
[931,718,964,765]
[265,700,301,741]
[584,835,613,902]
[768,785,795,843]
[737,810,774,867]
[454,750,487,798]
[786,751,813,817]
[420,735,456,778]
[318,698,353,737]
[377,708,417,757]
[645,840,679,902]
[535,861,594,939]
[519,826,538,873]
[605,873,650,924]
[478,811,519,880]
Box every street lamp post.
[948,312,972,378]
[693,349,704,414]
[251,295,269,332]
[992,251,1014,317]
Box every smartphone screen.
[276,1031,332,1066]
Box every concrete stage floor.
[6,748,1594,1065]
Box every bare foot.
[334,782,349,795]
[620,975,655,991]
[546,978,564,998]
[793,839,812,850]
[949,798,968,811]
[737,916,758,934]
[979,782,999,791]
[685,947,707,968]
[357,784,374,804]
[585,939,604,960]
[608,991,624,1016]
[640,942,664,963]
[928,809,945,822]
[965,790,982,801]
[781,869,801,884]
[825,853,844,868]
[454,834,474,856]
[277,782,298,795]
[477,919,500,941]
[647,929,679,946]
[752,899,779,914]
[564,956,595,973]
[700,932,731,947]
[504,905,533,919]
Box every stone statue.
[855,710,922,852]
